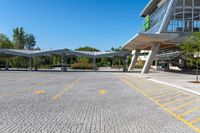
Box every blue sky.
[0,0,148,51]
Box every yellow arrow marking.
[99,90,107,95]
[33,90,46,94]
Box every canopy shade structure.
[0,49,131,58]
[122,33,180,50]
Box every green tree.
[111,46,123,51]
[25,34,36,50]
[0,33,13,49]
[0,33,13,70]
[180,32,200,82]
[13,27,26,49]
[75,46,100,52]
[75,46,100,63]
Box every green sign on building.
[144,15,150,31]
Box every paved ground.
[0,71,199,133]
[131,70,199,92]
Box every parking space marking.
[178,106,200,117]
[191,118,200,124]
[150,90,179,99]
[171,98,200,111]
[118,75,200,133]
[163,95,194,106]
[53,77,81,100]
[157,93,186,102]
[146,89,175,95]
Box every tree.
[13,27,26,49]
[180,32,200,82]
[25,34,36,50]
[0,33,13,70]
[13,27,36,50]
[0,33,13,49]
[111,46,123,51]
[75,46,100,52]
[75,46,100,63]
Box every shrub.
[134,60,145,68]
[71,63,94,70]
[111,65,124,69]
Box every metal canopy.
[0,49,131,58]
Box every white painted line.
[124,73,200,96]
[149,79,200,96]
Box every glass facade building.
[143,0,200,33]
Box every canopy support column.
[93,58,96,72]
[128,49,141,71]
[5,58,9,71]
[142,44,160,74]
[29,57,32,71]
[123,55,128,72]
[61,54,67,72]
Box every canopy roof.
[0,49,130,58]
[122,33,180,50]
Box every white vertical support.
[29,57,32,71]
[128,49,141,71]
[141,44,160,74]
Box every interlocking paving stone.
[0,71,196,133]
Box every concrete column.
[29,57,32,71]
[123,55,128,72]
[5,59,9,71]
[155,60,158,70]
[128,49,141,71]
[61,54,67,72]
[141,44,160,74]
[93,58,96,72]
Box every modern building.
[123,0,200,73]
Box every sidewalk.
[127,70,200,95]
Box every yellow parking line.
[191,117,200,124]
[118,76,200,133]
[144,89,169,95]
[170,98,200,111]
[178,106,200,117]
[150,90,179,99]
[147,89,171,95]
[163,95,193,106]
[148,89,177,96]
[158,93,186,102]
[53,78,81,100]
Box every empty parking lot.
[0,71,199,133]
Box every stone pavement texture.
[131,70,199,93]
[0,71,198,133]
